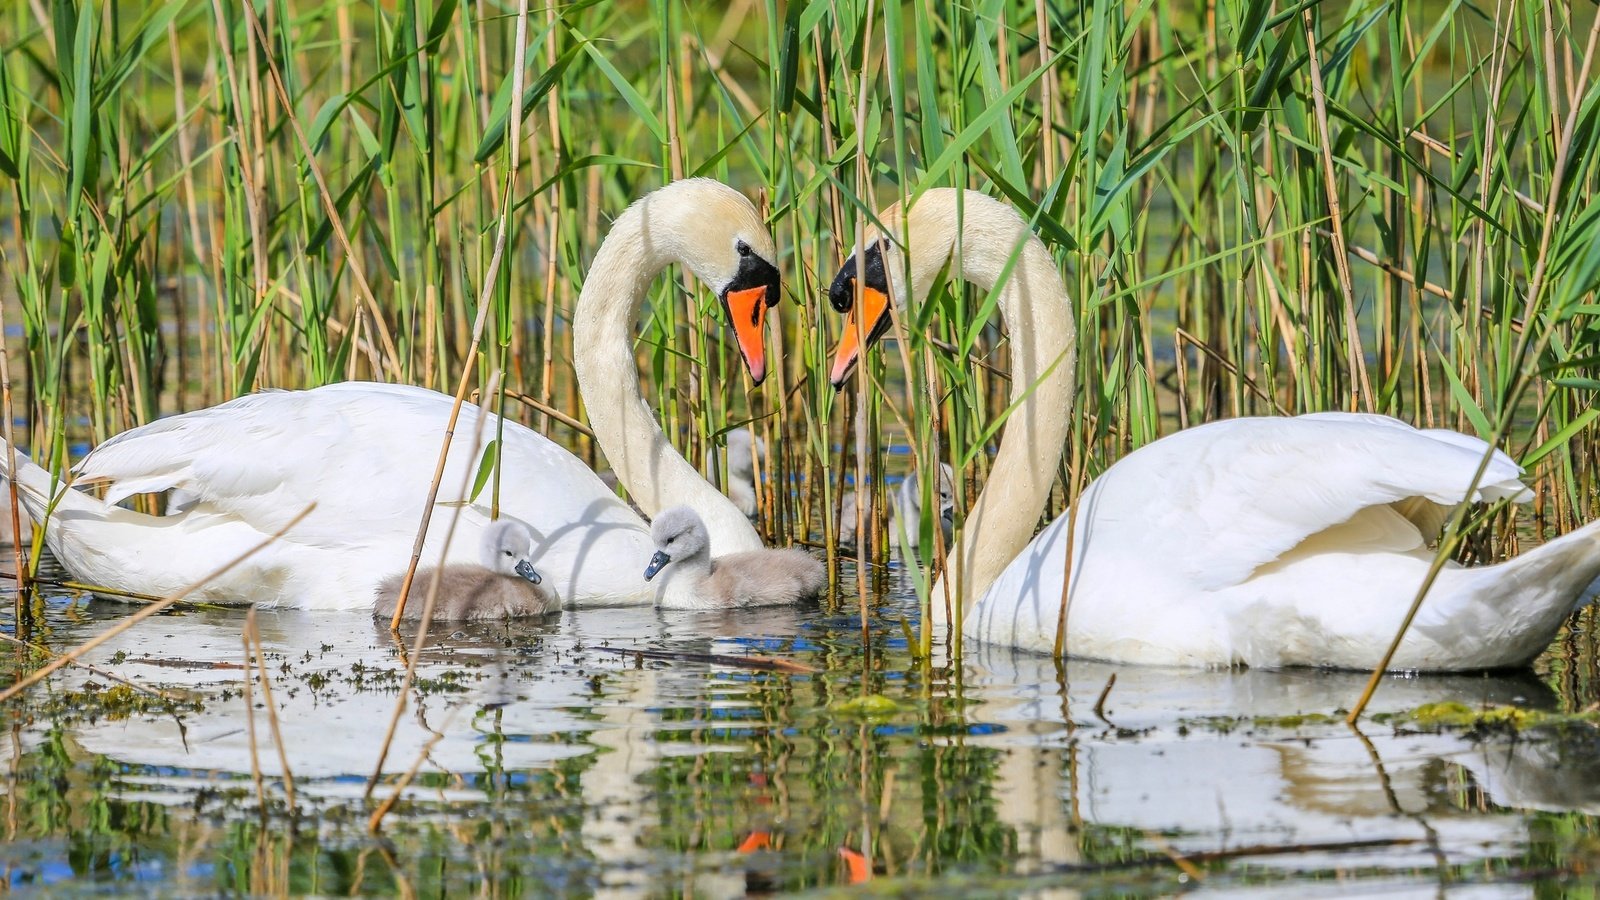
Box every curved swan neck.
[572,184,764,554]
[899,192,1075,614]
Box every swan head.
[643,505,711,580]
[481,520,542,584]
[827,189,1018,387]
[636,179,782,384]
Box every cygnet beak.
[643,550,672,581]
[514,559,542,584]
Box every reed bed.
[1,0,1598,653]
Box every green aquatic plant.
[1383,700,1600,733]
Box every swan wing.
[73,383,639,543]
[1086,413,1529,591]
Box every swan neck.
[572,200,764,554]
[935,214,1076,613]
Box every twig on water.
[1038,836,1422,877]
[244,608,297,816]
[367,706,461,833]
[365,372,500,817]
[0,504,314,705]
[239,610,267,814]
[1142,831,1205,882]
[1092,673,1117,723]
[596,646,820,675]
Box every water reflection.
[1,594,1598,894]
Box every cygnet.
[719,427,767,520]
[838,462,956,553]
[644,505,825,609]
[373,520,559,621]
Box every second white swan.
[827,189,1600,671]
[2,179,778,609]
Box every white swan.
[827,189,1600,671]
[2,179,777,609]
[372,520,558,621]
[643,505,826,609]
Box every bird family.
[4,179,1597,672]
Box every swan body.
[644,505,826,609]
[373,520,558,621]
[978,413,1600,670]
[828,189,1600,671]
[3,179,778,609]
[837,462,955,553]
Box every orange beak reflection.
[724,285,769,385]
[828,285,891,388]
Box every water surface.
[3,580,1599,896]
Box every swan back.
[1081,415,1532,592]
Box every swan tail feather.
[1406,519,1600,668]
[0,441,106,521]
[1471,518,1600,616]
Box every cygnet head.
[644,505,711,580]
[901,463,957,527]
[480,520,542,584]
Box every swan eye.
[736,240,751,257]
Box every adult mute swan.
[827,189,1600,671]
[2,179,776,609]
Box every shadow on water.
[2,579,1600,896]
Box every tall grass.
[1,0,1598,647]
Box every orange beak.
[724,285,769,385]
[828,285,891,388]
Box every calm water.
[3,572,1600,897]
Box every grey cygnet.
[720,427,767,520]
[644,505,826,609]
[373,520,559,621]
[838,462,956,553]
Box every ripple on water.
[1,584,1599,895]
